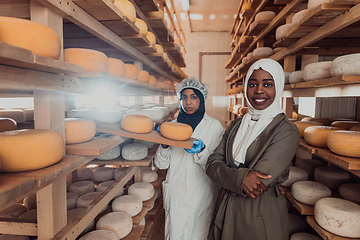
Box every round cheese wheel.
[67,208,94,235]
[97,145,121,160]
[95,110,124,123]
[284,72,291,84]
[0,16,61,59]
[76,192,105,210]
[114,0,136,22]
[148,75,157,85]
[96,180,124,199]
[156,81,166,88]
[146,31,156,45]
[339,183,360,204]
[314,166,351,189]
[0,109,26,123]
[308,0,332,9]
[137,70,150,83]
[252,47,274,57]
[124,64,139,80]
[23,109,34,122]
[241,2,253,12]
[19,209,37,220]
[135,18,148,35]
[68,181,96,196]
[112,194,143,216]
[145,9,165,18]
[294,158,324,177]
[330,120,360,130]
[301,117,331,126]
[276,23,295,40]
[141,167,158,183]
[114,167,128,180]
[121,114,153,133]
[349,125,360,131]
[79,230,118,240]
[93,167,114,182]
[154,44,163,55]
[0,129,64,172]
[77,167,93,181]
[289,70,304,84]
[288,213,307,236]
[0,235,29,240]
[0,118,17,132]
[96,211,133,238]
[160,122,193,141]
[0,203,27,218]
[128,182,154,201]
[330,53,360,77]
[65,118,96,144]
[290,232,321,240]
[121,143,148,161]
[294,121,323,138]
[327,130,360,157]
[291,181,331,206]
[242,56,249,64]
[315,197,360,237]
[292,9,310,24]
[281,166,308,188]
[249,21,257,32]
[64,48,108,73]
[67,191,79,210]
[303,61,332,81]
[140,217,145,226]
[273,47,286,54]
[254,11,276,22]
[304,126,341,148]
[23,193,36,211]
[107,58,125,77]
[246,52,253,61]
[143,108,165,121]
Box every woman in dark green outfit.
[206,58,300,240]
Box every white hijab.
[232,58,285,166]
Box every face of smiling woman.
[180,89,200,114]
[247,68,276,110]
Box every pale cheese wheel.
[303,61,332,81]
[23,193,36,211]
[0,16,61,59]
[314,198,360,237]
[249,21,257,32]
[301,117,331,126]
[292,9,310,24]
[0,109,26,123]
[252,47,274,57]
[96,180,124,199]
[114,0,136,22]
[121,114,153,133]
[65,118,96,144]
[137,70,150,83]
[290,232,321,240]
[145,9,165,19]
[67,208,94,234]
[281,166,308,188]
[135,18,148,35]
[0,235,29,240]
[350,125,360,131]
[0,118,17,132]
[327,130,360,157]
[0,203,27,218]
[76,192,105,210]
[289,70,304,84]
[68,180,96,196]
[143,108,165,121]
[146,31,156,45]
[112,194,143,216]
[304,126,341,148]
[107,58,125,77]
[154,44,164,55]
[140,217,145,226]
[97,145,121,160]
[160,122,193,141]
[148,75,157,85]
[308,0,332,9]
[77,167,93,181]
[64,48,108,73]
[295,158,324,177]
[291,181,331,206]
[276,23,295,40]
[135,139,155,149]
[114,167,129,180]
[95,110,124,123]
[141,168,158,183]
[19,209,37,220]
[288,213,307,236]
[246,52,253,61]
[284,72,291,84]
[67,191,79,210]
[124,64,139,80]
[0,129,64,172]
[294,121,323,138]
[93,167,114,182]
[79,230,118,240]
[96,211,133,238]
[330,53,360,77]
[330,120,360,130]
[121,143,148,161]
[128,182,154,201]
[339,183,360,204]
[314,166,351,189]
[254,11,276,22]
[23,109,34,122]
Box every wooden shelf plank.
[133,0,159,11]
[122,34,153,47]
[316,148,360,170]
[285,191,314,215]
[123,225,145,240]
[141,220,154,238]
[247,20,270,36]
[102,17,140,36]
[72,0,124,21]
[290,76,360,89]
[143,192,158,209]
[150,172,166,188]
[132,207,149,225]
[300,3,351,26]
[299,139,319,154]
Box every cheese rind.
[137,70,150,83]
[290,232,321,240]
[68,180,96,196]
[97,145,121,160]
[65,118,96,144]
[0,204,27,218]
[276,23,295,40]
[304,126,341,148]
[330,120,360,130]
[339,183,360,204]
[141,168,158,183]
[128,182,154,201]
[79,230,118,240]
[289,71,304,84]
[291,181,331,206]
[96,211,133,239]
[64,48,108,73]
[146,31,156,45]
[96,180,124,199]
[314,166,351,189]
[67,191,79,210]
[330,53,360,77]
[76,192,105,210]
[112,194,143,216]
[295,158,323,177]
[288,213,307,236]
[327,130,360,157]
[254,11,276,22]
[93,167,114,182]
[77,167,93,181]
[0,118,17,132]
[135,18,148,35]
[114,0,136,22]
[252,47,274,57]
[107,58,125,77]
[121,143,148,161]
[281,166,308,188]
[301,117,331,126]
[0,110,26,123]
[121,114,153,133]
[292,9,310,24]
[303,61,332,81]
[160,122,193,141]
[294,121,323,138]
[308,0,332,9]
[125,64,139,80]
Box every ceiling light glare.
[181,0,189,11]
[209,14,215,20]
[180,12,187,21]
[189,13,203,20]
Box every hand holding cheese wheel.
[113,0,136,22]
[294,121,323,138]
[64,48,108,73]
[65,118,96,144]
[121,114,153,133]
[327,130,360,157]
[304,126,341,148]
[107,58,125,77]
[160,122,193,141]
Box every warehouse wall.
[183,32,230,128]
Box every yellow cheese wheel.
[327,130,360,157]
[349,125,360,132]
[301,117,331,126]
[124,64,139,80]
[304,126,341,148]
[65,118,96,144]
[0,16,61,59]
[64,48,108,73]
[114,0,136,23]
[154,44,163,55]
[294,121,323,138]
[107,58,125,77]
[135,18,148,35]
[0,129,64,172]
[121,115,153,133]
[146,31,156,45]
[148,75,157,85]
[235,86,243,93]
[156,81,166,89]
[330,121,360,130]
[137,70,150,83]
[162,52,168,61]
[241,2,253,12]
[0,118,17,132]
[160,122,193,141]
[145,9,165,19]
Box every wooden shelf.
[285,191,314,215]
[122,225,145,240]
[287,76,360,89]
[141,220,154,239]
[133,0,159,12]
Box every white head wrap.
[175,77,209,100]
[232,58,285,165]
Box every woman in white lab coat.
[155,77,224,240]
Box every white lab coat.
[155,113,224,240]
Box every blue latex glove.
[185,139,205,154]
[156,125,161,133]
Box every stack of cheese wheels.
[291,181,331,205]
[276,23,295,40]
[135,18,148,35]
[281,166,308,188]
[121,114,153,133]
[303,126,341,148]
[113,0,136,22]
[64,48,108,73]
[124,64,139,80]
[330,53,360,77]
[23,193,36,210]
[141,167,158,183]
[294,121,323,138]
[314,198,360,238]
[290,232,321,240]
[160,122,193,141]
[289,70,304,84]
[96,211,133,238]
[156,81,166,89]
[93,167,114,182]
[0,118,17,132]
[339,183,360,204]
[252,47,274,58]
[128,182,155,201]
[97,145,121,160]
[77,167,93,181]
[137,70,150,83]
[67,208,94,235]
[67,191,79,210]
[0,204,27,218]
[121,143,148,161]
[148,75,157,85]
[303,61,332,81]
[288,213,307,236]
[0,129,64,172]
[146,31,156,45]
[292,9,310,24]
[308,0,332,9]
[254,11,276,22]
[65,118,96,144]
[112,194,143,216]
[314,166,351,189]
[0,109,26,123]
[114,167,128,180]
[301,117,331,126]
[327,130,360,157]
[68,180,96,196]
[107,58,125,77]
[0,16,61,59]
[0,235,30,240]
[79,230,119,240]
[295,158,324,177]
[330,120,360,130]
[96,180,124,199]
